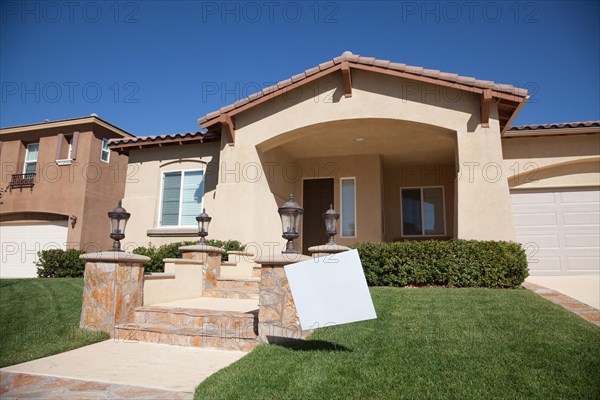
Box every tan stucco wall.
[502,134,600,190]
[121,142,221,248]
[143,262,204,305]
[121,69,520,252]
[213,69,515,247]
[454,117,516,240]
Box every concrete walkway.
[0,372,192,399]
[0,340,248,399]
[525,275,599,309]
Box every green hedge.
[352,240,528,288]
[36,249,87,278]
[132,240,245,272]
[35,240,245,277]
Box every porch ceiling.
[261,119,456,165]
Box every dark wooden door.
[302,178,334,254]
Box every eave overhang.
[197,51,529,143]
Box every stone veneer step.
[113,305,261,351]
[134,306,258,332]
[215,277,260,290]
[113,322,258,352]
[203,287,260,300]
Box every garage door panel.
[0,221,68,278]
[513,213,558,227]
[566,257,600,272]
[565,234,600,248]
[528,257,561,272]
[560,190,600,203]
[516,234,560,249]
[562,212,600,226]
[511,188,600,275]
[511,192,556,205]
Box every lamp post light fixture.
[278,194,303,254]
[108,200,130,251]
[196,208,212,244]
[323,204,340,245]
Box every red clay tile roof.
[198,51,528,126]
[109,131,215,145]
[508,121,600,131]
[109,131,219,153]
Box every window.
[56,137,74,165]
[67,138,73,160]
[341,177,356,237]
[24,143,39,174]
[101,139,110,163]
[159,170,205,226]
[401,187,446,236]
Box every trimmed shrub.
[352,240,528,288]
[132,240,245,272]
[36,249,87,278]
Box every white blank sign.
[284,249,377,330]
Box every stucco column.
[179,244,225,291]
[79,252,150,334]
[455,124,516,240]
[255,253,313,343]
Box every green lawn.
[196,287,600,400]
[0,278,108,368]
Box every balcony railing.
[10,173,36,190]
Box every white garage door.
[511,188,600,275]
[0,221,68,278]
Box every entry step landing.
[153,296,258,312]
[113,297,260,351]
[215,277,260,290]
[203,287,260,300]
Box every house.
[0,116,133,277]
[110,51,599,276]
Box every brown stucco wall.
[0,125,129,250]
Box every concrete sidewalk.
[525,275,600,310]
[1,340,248,398]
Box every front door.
[302,178,334,254]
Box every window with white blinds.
[24,143,39,174]
[160,170,204,226]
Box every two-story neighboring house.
[0,116,133,277]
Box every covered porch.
[256,118,457,252]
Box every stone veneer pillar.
[255,253,313,343]
[179,244,225,291]
[79,251,150,334]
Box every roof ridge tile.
[196,51,529,130]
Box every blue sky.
[1,1,599,136]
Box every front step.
[113,305,259,351]
[203,287,259,300]
[113,322,258,351]
[215,277,260,290]
[134,305,258,331]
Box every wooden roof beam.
[341,61,352,98]
[220,113,235,144]
[481,89,493,128]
